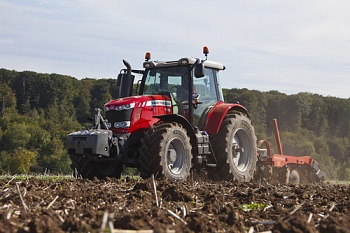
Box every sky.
[1,0,350,99]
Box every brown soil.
[0,177,349,233]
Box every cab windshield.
[141,66,189,97]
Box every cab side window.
[193,68,218,103]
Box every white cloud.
[0,0,350,98]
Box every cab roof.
[143,57,225,70]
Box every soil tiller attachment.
[256,119,326,184]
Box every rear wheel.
[209,111,257,182]
[138,122,192,181]
[70,154,122,179]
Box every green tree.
[90,80,113,109]
[0,83,17,117]
[9,149,38,174]
[1,123,31,152]
[38,138,71,173]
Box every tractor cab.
[137,48,225,129]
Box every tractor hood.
[105,95,172,111]
[104,95,172,133]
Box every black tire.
[209,111,257,182]
[70,154,122,179]
[138,122,192,181]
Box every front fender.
[155,114,195,137]
[205,103,249,135]
[155,114,198,154]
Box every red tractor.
[67,47,258,182]
[67,47,325,183]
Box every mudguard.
[205,102,249,135]
[155,114,196,140]
[155,114,199,154]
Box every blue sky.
[1,0,350,98]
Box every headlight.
[114,121,131,128]
[114,103,135,111]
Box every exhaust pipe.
[117,60,135,98]
[123,59,131,73]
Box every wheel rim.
[166,138,186,175]
[231,128,252,172]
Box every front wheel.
[209,111,257,182]
[70,154,123,179]
[138,122,192,181]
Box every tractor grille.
[105,109,133,128]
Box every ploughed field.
[0,176,349,233]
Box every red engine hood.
[104,95,173,134]
[105,95,171,110]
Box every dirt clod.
[0,178,349,232]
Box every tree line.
[0,68,349,180]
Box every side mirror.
[194,63,205,78]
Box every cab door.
[192,68,221,129]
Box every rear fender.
[205,103,249,135]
